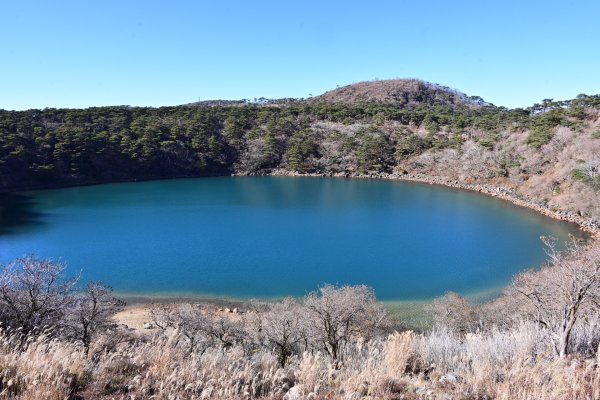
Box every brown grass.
[1,322,599,399]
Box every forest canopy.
[2,83,599,192]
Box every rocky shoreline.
[246,169,600,237]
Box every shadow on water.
[0,193,46,236]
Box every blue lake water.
[0,177,583,301]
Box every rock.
[440,373,458,383]
[358,381,370,396]
[223,307,231,313]
[185,383,195,391]
[283,386,302,400]
[143,322,154,329]
[232,308,238,313]
[415,386,430,395]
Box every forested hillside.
[2,79,600,219]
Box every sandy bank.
[112,297,251,333]
[113,305,151,333]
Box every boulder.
[440,373,458,383]
[283,386,302,400]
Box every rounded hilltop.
[312,78,490,108]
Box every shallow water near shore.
[0,176,584,301]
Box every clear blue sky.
[1,0,599,110]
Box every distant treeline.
[1,93,599,191]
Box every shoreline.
[0,171,229,195]
[110,284,539,331]
[112,296,434,332]
[258,169,600,237]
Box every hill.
[311,79,489,108]
[186,79,489,108]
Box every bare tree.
[0,256,78,334]
[304,284,387,361]
[250,297,305,367]
[149,302,178,331]
[425,291,478,334]
[511,238,600,357]
[150,303,245,353]
[150,303,214,354]
[67,282,124,353]
[578,160,599,180]
[477,293,523,330]
[201,310,245,351]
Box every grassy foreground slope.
[2,79,599,224]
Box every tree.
[201,310,245,350]
[150,303,245,353]
[150,303,214,354]
[286,128,318,172]
[304,284,387,361]
[541,98,555,112]
[250,297,305,367]
[425,291,478,334]
[356,126,394,173]
[526,126,554,148]
[511,238,600,357]
[0,256,78,334]
[395,133,429,161]
[571,160,600,190]
[67,282,124,353]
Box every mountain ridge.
[310,78,490,108]
[185,79,492,109]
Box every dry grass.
[0,322,599,399]
[0,328,90,399]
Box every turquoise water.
[0,177,582,301]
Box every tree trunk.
[558,318,576,357]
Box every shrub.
[526,126,554,148]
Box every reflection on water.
[0,193,46,236]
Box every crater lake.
[0,176,583,301]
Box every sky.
[1,0,599,110]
